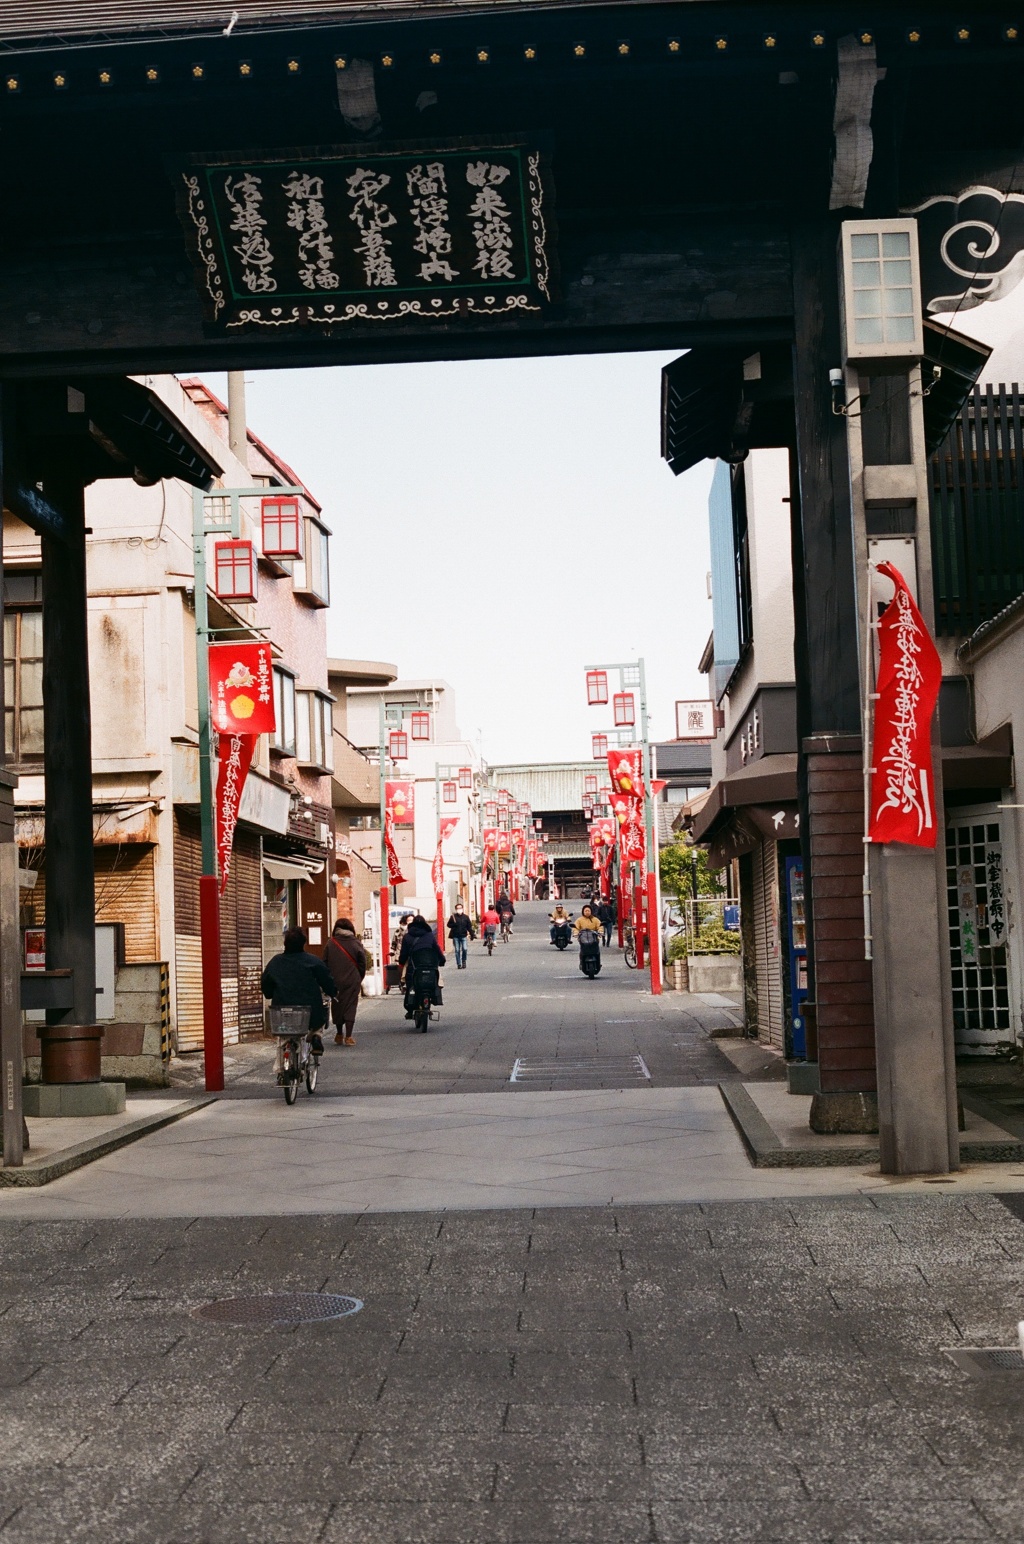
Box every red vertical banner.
[208,643,276,896]
[385,780,415,826]
[868,562,942,848]
[384,811,406,885]
[607,747,644,800]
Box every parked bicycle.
[270,1005,321,1104]
[623,921,638,970]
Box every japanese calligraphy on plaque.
[174,139,556,330]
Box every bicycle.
[623,922,638,970]
[270,1005,321,1104]
[409,964,439,1033]
[483,924,497,956]
[500,916,513,943]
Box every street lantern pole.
[378,702,390,992]
[434,763,444,943]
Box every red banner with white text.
[209,642,275,735]
[385,780,415,826]
[868,563,942,848]
[383,811,406,885]
[215,733,256,894]
[607,747,644,801]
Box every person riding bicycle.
[498,895,516,937]
[261,927,336,1055]
[398,915,447,1019]
[481,904,500,949]
[549,903,572,944]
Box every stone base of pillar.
[23,1083,126,1118]
[810,1090,879,1133]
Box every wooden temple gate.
[1,0,1023,1171]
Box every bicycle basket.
[269,1005,311,1036]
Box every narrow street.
[4,911,1024,1540]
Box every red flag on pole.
[384,810,406,884]
[868,562,942,848]
[607,747,644,800]
[215,732,257,895]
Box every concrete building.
[486,763,600,899]
[3,374,334,1076]
[328,658,397,937]
[344,678,481,918]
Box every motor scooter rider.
[573,905,602,944]
[398,916,447,1019]
[261,927,336,1055]
[548,903,572,944]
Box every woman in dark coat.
[324,917,367,1046]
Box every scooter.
[552,920,572,951]
[578,934,602,979]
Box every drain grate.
[509,1054,651,1084]
[944,1346,1024,1374]
[193,1293,363,1327]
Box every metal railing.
[667,896,741,954]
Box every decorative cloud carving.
[907,185,1024,313]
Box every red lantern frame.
[213,539,258,603]
[584,774,598,794]
[592,733,609,760]
[613,692,636,727]
[388,730,408,760]
[260,495,303,559]
[442,780,457,804]
[459,766,472,788]
[410,710,431,741]
[586,669,609,706]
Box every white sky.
[208,352,715,765]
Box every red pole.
[199,874,224,1093]
[617,880,625,948]
[379,887,390,984]
[436,895,445,945]
[647,870,662,995]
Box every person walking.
[390,913,413,965]
[261,928,335,1055]
[446,901,475,969]
[596,897,616,948]
[324,917,367,1045]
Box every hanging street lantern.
[410,710,431,741]
[213,539,258,603]
[592,733,608,760]
[584,774,598,794]
[260,495,303,559]
[389,729,408,760]
[459,766,472,788]
[613,691,636,727]
[484,800,498,821]
[586,669,609,706]
[443,780,457,804]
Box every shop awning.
[262,855,325,883]
[690,754,799,846]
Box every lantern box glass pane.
[586,669,609,705]
[214,540,257,602]
[261,496,303,559]
[389,731,408,759]
[592,734,608,759]
[613,693,635,726]
[443,781,457,803]
[585,775,598,793]
[459,766,472,788]
[842,218,923,360]
[410,711,430,741]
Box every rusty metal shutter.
[173,811,202,935]
[95,845,157,961]
[753,839,784,1049]
[233,832,264,1036]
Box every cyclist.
[261,927,336,1054]
[446,901,476,969]
[481,903,500,951]
[399,915,447,1019]
[498,896,516,939]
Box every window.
[707,460,751,703]
[296,690,334,771]
[272,668,296,754]
[3,587,43,763]
[350,813,381,830]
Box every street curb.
[720,1083,1024,1168]
[0,1097,216,1188]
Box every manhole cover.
[944,1346,1024,1374]
[192,1293,363,1327]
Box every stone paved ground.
[169,902,759,1101]
[4,1195,1024,1542]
